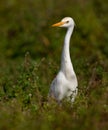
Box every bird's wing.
[49,71,66,99]
[49,76,59,98]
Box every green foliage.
[0,0,108,130]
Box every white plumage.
[49,17,78,104]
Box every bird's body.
[49,17,78,104]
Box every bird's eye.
[66,21,69,23]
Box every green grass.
[0,0,108,130]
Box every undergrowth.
[0,51,108,130]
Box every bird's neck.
[60,26,75,76]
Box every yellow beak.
[52,21,65,27]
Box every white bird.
[49,17,78,104]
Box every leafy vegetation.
[0,0,108,130]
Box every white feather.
[49,17,78,104]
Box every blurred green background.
[0,0,108,130]
[0,0,108,59]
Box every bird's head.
[52,17,75,28]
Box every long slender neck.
[60,26,74,75]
